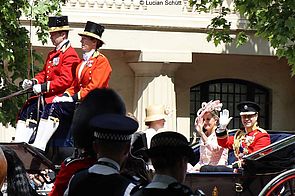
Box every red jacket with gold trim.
[33,41,80,103]
[217,128,271,157]
[64,51,112,101]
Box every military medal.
[53,57,60,66]
[86,60,93,67]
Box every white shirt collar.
[82,49,95,61]
[88,157,120,175]
[56,39,69,51]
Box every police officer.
[49,88,127,196]
[131,131,197,196]
[64,113,139,196]
[15,16,80,144]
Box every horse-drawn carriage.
[0,130,294,195]
[185,130,295,196]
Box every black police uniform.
[65,158,135,196]
[65,113,139,196]
[131,174,194,196]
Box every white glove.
[22,79,33,90]
[53,96,73,103]
[32,84,42,94]
[219,109,233,130]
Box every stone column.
[129,62,179,131]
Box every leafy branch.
[0,0,66,125]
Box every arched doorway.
[190,79,270,137]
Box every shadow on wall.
[223,20,275,56]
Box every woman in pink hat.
[190,100,229,172]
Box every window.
[190,79,270,136]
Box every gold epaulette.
[233,129,246,158]
[93,51,101,58]
[257,127,267,133]
[234,129,246,138]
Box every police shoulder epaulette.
[129,184,143,195]
[168,182,194,196]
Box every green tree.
[0,0,66,125]
[190,0,295,76]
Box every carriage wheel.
[259,168,295,196]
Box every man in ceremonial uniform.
[30,21,112,156]
[53,21,112,102]
[216,101,271,161]
[15,15,80,144]
[64,113,139,196]
[131,131,197,196]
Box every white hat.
[144,104,167,122]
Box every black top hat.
[79,21,105,44]
[145,132,196,164]
[48,16,70,33]
[237,101,261,115]
[89,113,138,142]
